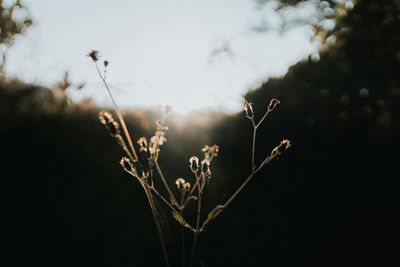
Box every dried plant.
[88,50,291,267]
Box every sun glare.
[5,0,317,114]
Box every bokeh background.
[1,0,399,266]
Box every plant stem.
[189,233,198,267]
[116,135,135,163]
[142,181,170,267]
[155,161,178,207]
[212,172,254,222]
[256,109,271,128]
[150,186,181,215]
[180,194,186,267]
[183,173,201,208]
[251,123,257,171]
[190,177,202,267]
[94,61,138,161]
[198,144,283,231]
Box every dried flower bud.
[268,98,280,112]
[182,182,191,192]
[137,137,148,152]
[281,139,291,150]
[201,159,210,173]
[104,60,109,67]
[201,144,219,162]
[201,159,212,183]
[212,145,219,156]
[109,120,121,136]
[175,178,186,190]
[98,111,120,137]
[244,100,254,118]
[155,120,168,131]
[272,139,291,156]
[120,157,132,171]
[189,156,200,173]
[98,110,112,125]
[150,132,167,146]
[88,50,99,61]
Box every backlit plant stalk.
[88,50,291,267]
[89,50,171,267]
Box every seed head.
[99,111,120,137]
[244,100,254,118]
[120,157,132,171]
[202,144,219,162]
[272,139,292,156]
[88,50,99,61]
[201,159,212,183]
[280,139,291,150]
[155,120,168,131]
[137,137,148,152]
[189,156,200,173]
[268,98,280,112]
[98,110,112,125]
[182,182,191,191]
[150,132,167,146]
[175,178,186,190]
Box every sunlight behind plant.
[4,0,319,114]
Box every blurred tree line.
[210,0,400,266]
[0,0,31,78]
[1,0,399,266]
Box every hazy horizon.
[5,0,319,114]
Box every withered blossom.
[182,182,191,191]
[155,120,168,131]
[88,50,99,61]
[202,144,219,162]
[98,110,113,125]
[120,157,132,171]
[272,139,292,156]
[98,111,120,137]
[268,98,280,112]
[150,133,167,146]
[243,100,254,118]
[189,156,200,173]
[137,137,148,152]
[175,178,186,190]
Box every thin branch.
[180,194,186,267]
[198,140,289,232]
[150,186,181,215]
[141,181,170,267]
[155,161,178,207]
[183,172,202,207]
[93,61,139,161]
[190,174,203,267]
[251,125,257,171]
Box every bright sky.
[5,0,319,114]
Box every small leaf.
[202,204,224,228]
[171,211,194,231]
